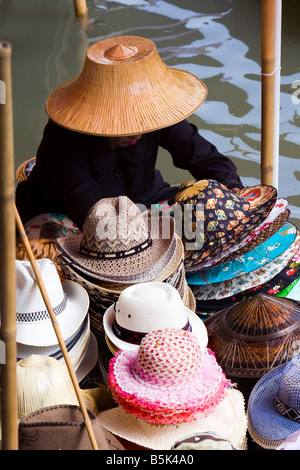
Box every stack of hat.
[15,258,98,383]
[168,179,299,316]
[57,196,195,346]
[102,282,208,358]
[204,294,300,379]
[98,328,248,450]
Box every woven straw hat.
[170,180,277,271]
[17,355,79,419]
[103,282,208,351]
[18,404,124,450]
[57,196,175,281]
[45,36,207,136]
[247,355,300,449]
[205,294,300,379]
[108,328,229,425]
[15,258,89,347]
[98,388,248,450]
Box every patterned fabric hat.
[190,201,290,271]
[57,196,175,281]
[204,294,300,379]
[187,222,297,286]
[191,227,300,301]
[108,328,230,425]
[103,282,208,351]
[169,179,277,271]
[195,245,300,313]
[247,355,300,449]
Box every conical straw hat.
[46,36,207,136]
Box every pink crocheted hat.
[108,328,230,425]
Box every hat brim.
[191,228,300,301]
[97,388,247,450]
[103,303,208,352]
[183,183,278,270]
[56,216,175,280]
[75,331,98,383]
[187,222,297,285]
[247,362,300,449]
[186,199,290,272]
[108,346,227,424]
[45,36,207,136]
[16,280,89,347]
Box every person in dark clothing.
[15,36,243,231]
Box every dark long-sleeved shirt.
[15,119,243,230]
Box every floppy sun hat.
[57,196,175,281]
[169,179,277,270]
[103,282,208,351]
[15,258,89,347]
[247,355,300,449]
[107,328,230,425]
[45,35,207,136]
[98,387,247,450]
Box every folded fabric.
[192,229,300,301]
[187,222,296,285]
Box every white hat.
[97,388,248,450]
[103,282,208,351]
[15,258,89,347]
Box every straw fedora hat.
[103,282,208,351]
[45,35,207,136]
[108,328,229,425]
[98,388,247,450]
[15,258,89,347]
[18,404,124,450]
[57,196,175,281]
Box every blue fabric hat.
[247,355,300,449]
[187,222,296,286]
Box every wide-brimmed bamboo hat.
[46,36,207,136]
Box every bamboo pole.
[0,41,18,450]
[15,207,99,451]
[73,0,88,17]
[261,0,281,187]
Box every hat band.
[275,396,300,423]
[16,294,67,322]
[79,238,152,260]
[112,319,192,345]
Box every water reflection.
[0,0,299,226]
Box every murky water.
[0,0,299,227]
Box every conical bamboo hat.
[46,36,207,136]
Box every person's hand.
[230,187,241,194]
